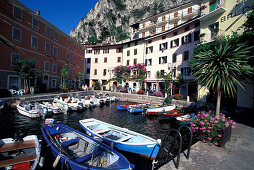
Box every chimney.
[36,10,40,15]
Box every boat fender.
[157,139,162,145]
[86,131,92,137]
[53,154,61,168]
[61,160,70,170]
[39,157,45,168]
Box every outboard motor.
[13,130,25,142]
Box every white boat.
[16,102,51,118]
[40,101,62,114]
[53,96,85,112]
[0,134,41,169]
[145,105,176,113]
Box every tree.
[76,72,83,88]
[177,73,184,95]
[61,65,70,89]
[190,36,253,116]
[15,59,42,94]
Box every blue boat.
[41,123,133,170]
[0,99,5,110]
[127,103,163,113]
[79,118,161,160]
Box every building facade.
[0,0,84,92]
[196,0,254,108]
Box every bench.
[0,154,37,167]
[75,149,103,163]
[117,136,133,142]
[61,138,79,147]
[97,129,110,134]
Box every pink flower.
[214,142,218,146]
[202,140,206,143]
[195,127,198,129]
[208,137,212,140]
[200,121,205,125]
[208,127,212,129]
[225,122,229,127]
[232,126,235,128]
[207,130,210,133]
[218,134,222,138]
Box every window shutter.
[182,36,185,45]
[170,41,173,48]
[165,56,167,63]
[151,46,153,53]
[165,42,168,49]
[176,38,179,46]
[189,34,192,42]
[146,47,148,54]
[159,44,162,51]
[159,57,161,64]
[145,59,147,66]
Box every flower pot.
[218,127,232,147]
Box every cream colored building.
[195,0,254,108]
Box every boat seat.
[0,140,35,152]
[97,129,110,134]
[117,136,132,142]
[61,138,78,147]
[0,154,37,167]
[75,149,103,163]
[86,122,100,127]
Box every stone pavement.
[159,122,254,170]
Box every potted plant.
[137,89,144,94]
[154,91,163,97]
[190,111,236,147]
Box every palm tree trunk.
[216,90,221,116]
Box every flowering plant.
[154,91,163,97]
[173,94,183,100]
[190,111,236,146]
[137,89,144,94]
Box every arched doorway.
[133,82,137,92]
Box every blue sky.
[19,0,99,35]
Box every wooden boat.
[157,109,185,120]
[145,105,176,114]
[127,103,163,113]
[16,102,51,118]
[115,101,152,110]
[176,113,195,125]
[0,134,41,170]
[41,123,133,170]
[79,118,161,160]
[145,108,183,117]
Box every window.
[95,58,98,63]
[66,53,70,60]
[188,7,192,14]
[116,47,123,53]
[13,6,22,20]
[162,26,166,32]
[52,64,57,73]
[86,49,92,53]
[172,54,177,63]
[162,35,166,39]
[103,69,107,76]
[142,32,145,37]
[53,46,58,56]
[174,12,178,18]
[159,56,167,64]
[87,58,91,64]
[174,22,178,27]
[195,22,200,27]
[117,57,121,63]
[184,26,190,32]
[159,42,168,51]
[135,41,138,45]
[148,40,152,44]
[67,40,70,47]
[12,27,21,41]
[32,18,39,29]
[146,46,153,54]
[81,49,84,55]
[127,43,130,47]
[103,48,109,54]
[46,26,51,36]
[94,69,97,75]
[104,57,107,63]
[134,58,137,65]
[172,67,176,78]
[127,50,130,56]
[72,68,75,76]
[170,38,179,48]
[147,71,151,78]
[162,15,166,21]
[11,53,20,66]
[134,49,137,55]
[143,22,146,28]
[160,70,165,76]
[73,55,76,62]
[54,32,58,41]
[181,67,191,76]
[73,44,76,51]
[44,62,50,72]
[184,51,189,60]
[81,59,84,66]
[173,31,178,36]
[209,22,219,39]
[148,59,152,66]
[86,68,90,74]
[45,42,51,53]
[127,60,130,66]
[194,31,200,41]
[182,34,192,45]
[30,58,37,67]
[94,49,100,54]
[31,36,38,48]
[51,79,57,88]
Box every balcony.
[139,22,157,31]
[157,18,168,26]
[200,0,226,21]
[169,14,180,22]
[182,8,199,18]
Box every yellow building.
[195,0,254,108]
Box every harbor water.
[0,101,175,170]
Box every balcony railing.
[200,0,226,20]
[182,8,200,18]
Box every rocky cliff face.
[70,0,190,43]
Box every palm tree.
[76,72,83,88]
[190,35,253,116]
[61,65,70,89]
